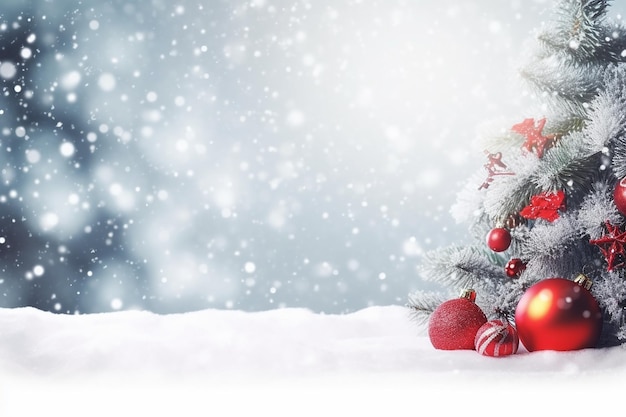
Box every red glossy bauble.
[474,319,519,357]
[505,258,526,277]
[614,177,626,216]
[514,277,603,352]
[486,228,511,252]
[429,290,488,350]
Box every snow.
[2,3,626,413]
[1,305,625,416]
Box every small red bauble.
[614,177,626,216]
[514,276,603,352]
[486,227,511,252]
[428,289,488,350]
[505,258,526,277]
[474,319,519,357]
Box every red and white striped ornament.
[474,319,519,357]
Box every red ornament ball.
[474,319,519,357]
[429,292,488,350]
[505,258,526,277]
[514,277,603,352]
[614,177,626,216]
[486,227,511,252]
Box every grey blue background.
[1,0,623,313]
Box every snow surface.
[1,305,625,416]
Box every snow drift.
[0,305,624,416]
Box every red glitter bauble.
[614,177,626,216]
[505,258,526,277]
[428,291,488,350]
[514,277,603,352]
[474,319,519,357]
[486,228,511,252]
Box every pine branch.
[584,65,626,157]
[554,0,609,56]
[480,280,522,321]
[520,58,606,104]
[520,214,582,259]
[591,271,626,344]
[586,65,626,178]
[543,114,586,138]
[537,0,626,61]
[576,182,621,238]
[532,131,601,194]
[406,291,448,330]
[482,157,542,222]
[519,0,626,119]
[516,214,598,283]
[611,135,626,179]
[417,245,504,291]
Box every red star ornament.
[511,118,555,158]
[590,221,626,271]
[519,190,566,222]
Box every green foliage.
[409,0,626,345]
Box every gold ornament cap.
[574,273,593,290]
[459,289,477,302]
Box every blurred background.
[1,0,623,314]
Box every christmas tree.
[408,0,626,351]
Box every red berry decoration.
[614,177,626,216]
[486,227,511,252]
[505,258,526,277]
[428,289,488,350]
[514,275,603,352]
[474,319,519,357]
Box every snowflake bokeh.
[1,0,605,314]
